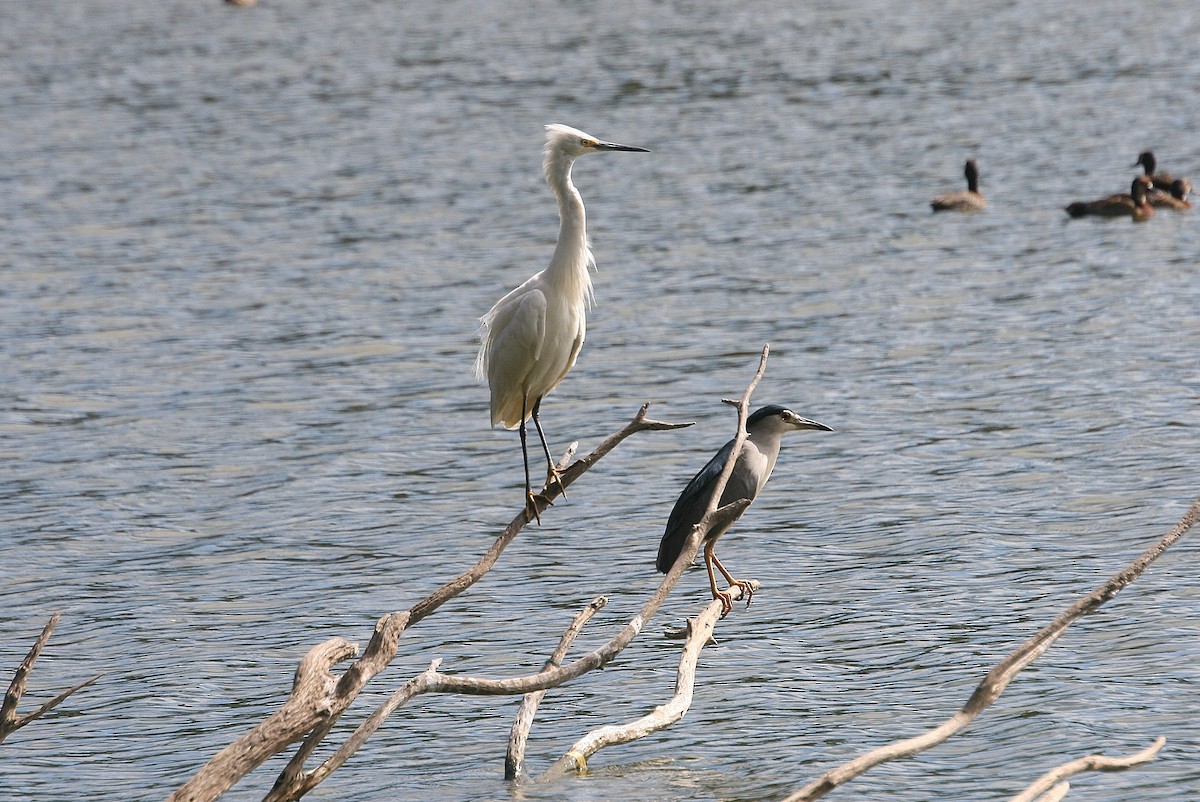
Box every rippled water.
[2,1,1198,800]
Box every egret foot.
[525,489,557,525]
[544,463,568,500]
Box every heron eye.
[581,139,599,148]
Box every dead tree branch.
[261,351,772,800]
[506,596,608,781]
[170,403,692,802]
[782,498,1199,802]
[1008,736,1166,802]
[539,579,759,780]
[1,614,101,746]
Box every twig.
[1008,736,1166,802]
[506,596,608,781]
[0,614,101,746]
[538,580,759,779]
[782,498,1200,802]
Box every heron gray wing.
[656,438,737,573]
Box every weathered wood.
[0,614,101,746]
[1031,782,1069,802]
[782,499,1199,802]
[168,637,360,802]
[264,357,772,799]
[506,596,608,781]
[169,402,693,802]
[539,580,759,779]
[1008,736,1165,802]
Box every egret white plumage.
[656,405,833,617]
[476,124,648,519]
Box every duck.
[1065,175,1155,221]
[1132,151,1178,192]
[1148,178,1192,211]
[931,159,987,212]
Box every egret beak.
[792,417,833,432]
[594,141,650,153]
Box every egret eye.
[581,139,599,148]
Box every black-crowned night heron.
[476,125,648,520]
[656,405,832,616]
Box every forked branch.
[782,499,1199,802]
[1008,736,1166,802]
[539,580,760,780]
[171,402,693,802]
[1,614,101,746]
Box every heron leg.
[519,397,541,525]
[530,398,566,499]
[709,550,755,609]
[703,540,734,618]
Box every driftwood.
[166,340,1191,802]
[538,580,759,780]
[781,499,1199,802]
[171,347,774,802]
[1008,736,1166,802]
[506,596,609,781]
[170,402,692,802]
[1,614,100,746]
[512,348,773,782]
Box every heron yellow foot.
[714,590,734,619]
[731,579,755,608]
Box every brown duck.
[1148,178,1192,211]
[931,159,987,212]
[1133,151,1178,192]
[1065,176,1155,221]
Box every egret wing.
[483,288,547,428]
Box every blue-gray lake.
[1,1,1197,800]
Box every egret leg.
[519,397,542,525]
[703,540,734,618]
[709,549,755,610]
[530,398,567,499]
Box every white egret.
[476,124,648,518]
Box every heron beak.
[594,141,650,153]
[792,417,833,432]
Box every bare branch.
[1008,736,1166,802]
[782,498,1200,802]
[506,597,608,781]
[0,614,101,746]
[172,403,692,802]
[409,403,691,627]
[539,580,759,779]
[1031,783,1070,802]
[275,357,772,798]
[168,638,360,802]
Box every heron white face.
[780,409,834,432]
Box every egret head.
[747,405,834,435]
[543,124,649,159]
